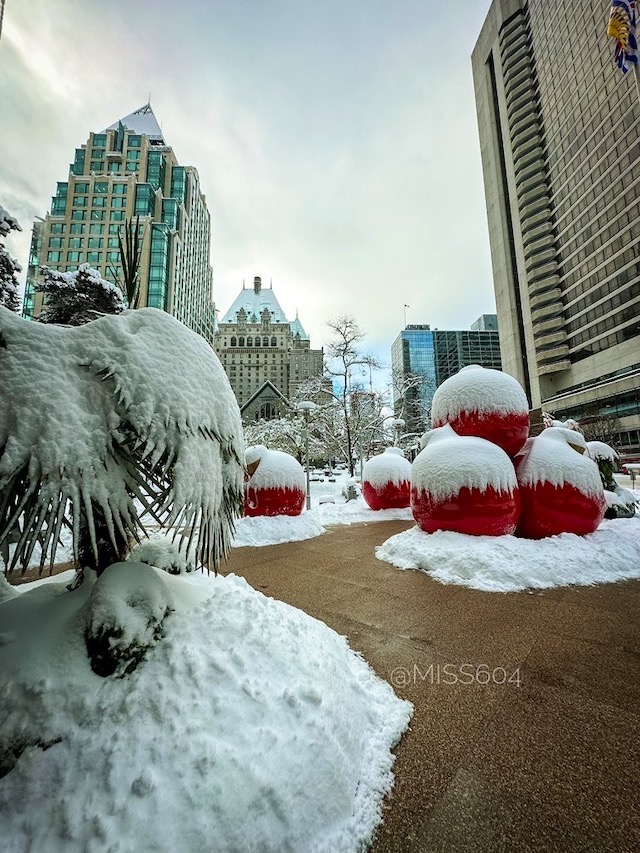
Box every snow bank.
[376,517,640,592]
[515,428,603,497]
[431,364,529,422]
[412,424,517,503]
[0,570,411,852]
[363,447,412,489]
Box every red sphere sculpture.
[431,365,530,458]
[514,428,606,538]
[411,425,520,536]
[362,447,411,510]
[244,445,306,518]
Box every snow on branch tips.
[0,306,245,576]
[0,204,22,314]
[36,263,126,326]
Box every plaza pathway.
[223,519,640,853]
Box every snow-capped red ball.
[514,428,606,538]
[362,447,412,510]
[244,445,306,517]
[431,365,530,458]
[411,425,520,536]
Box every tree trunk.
[78,503,131,577]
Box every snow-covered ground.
[0,565,411,853]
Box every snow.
[363,447,412,489]
[0,204,21,237]
[431,364,529,423]
[0,567,411,853]
[0,306,244,571]
[515,427,604,498]
[376,517,640,592]
[412,424,517,503]
[245,445,305,491]
[586,440,618,462]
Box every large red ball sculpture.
[431,365,530,459]
[244,445,306,517]
[362,447,411,510]
[514,428,606,538]
[411,425,520,536]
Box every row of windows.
[68,210,126,222]
[229,336,279,347]
[50,223,127,236]
[47,251,121,263]
[72,195,128,208]
[49,237,121,250]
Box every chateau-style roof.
[219,276,309,340]
[104,104,164,142]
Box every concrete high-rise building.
[214,276,324,421]
[391,317,502,434]
[24,104,215,344]
[473,0,640,456]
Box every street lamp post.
[391,418,406,447]
[297,401,317,510]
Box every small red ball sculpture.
[411,425,520,536]
[514,428,606,538]
[362,447,411,510]
[244,445,306,517]
[431,365,530,458]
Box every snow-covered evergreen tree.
[37,263,126,325]
[0,204,22,313]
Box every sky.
[0,0,495,388]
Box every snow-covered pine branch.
[0,204,22,313]
[36,263,126,325]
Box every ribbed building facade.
[24,105,215,345]
[391,319,502,434]
[214,276,324,421]
[473,0,640,456]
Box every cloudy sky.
[0,0,494,384]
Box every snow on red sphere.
[411,425,520,536]
[362,447,412,510]
[244,445,306,517]
[431,365,530,458]
[514,427,606,538]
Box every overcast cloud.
[0,0,494,385]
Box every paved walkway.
[222,519,640,853]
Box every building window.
[47,251,62,262]
[127,135,142,148]
[49,237,63,249]
[73,196,88,207]
[107,251,120,262]
[271,336,277,346]
[107,237,120,248]
[67,251,81,263]
[74,182,89,194]
[231,336,237,346]
[72,210,87,221]
[247,338,253,346]
[69,238,83,249]
[94,181,108,194]
[50,223,66,234]
[263,336,269,347]
[90,223,105,235]
[92,134,107,148]
[108,162,122,173]
[87,252,102,263]
[91,210,106,221]
[113,183,128,194]
[110,210,125,221]
[111,197,126,208]
[88,237,103,249]
[239,337,245,347]
[90,160,103,172]
[92,196,106,207]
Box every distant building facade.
[473,0,640,456]
[214,276,323,421]
[391,317,502,433]
[24,104,215,344]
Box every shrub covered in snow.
[36,263,126,325]
[0,306,245,576]
[0,204,22,313]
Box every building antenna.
[0,0,5,43]
[404,303,410,327]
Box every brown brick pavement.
[222,519,640,853]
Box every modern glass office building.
[473,0,640,455]
[24,104,215,345]
[391,320,502,433]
